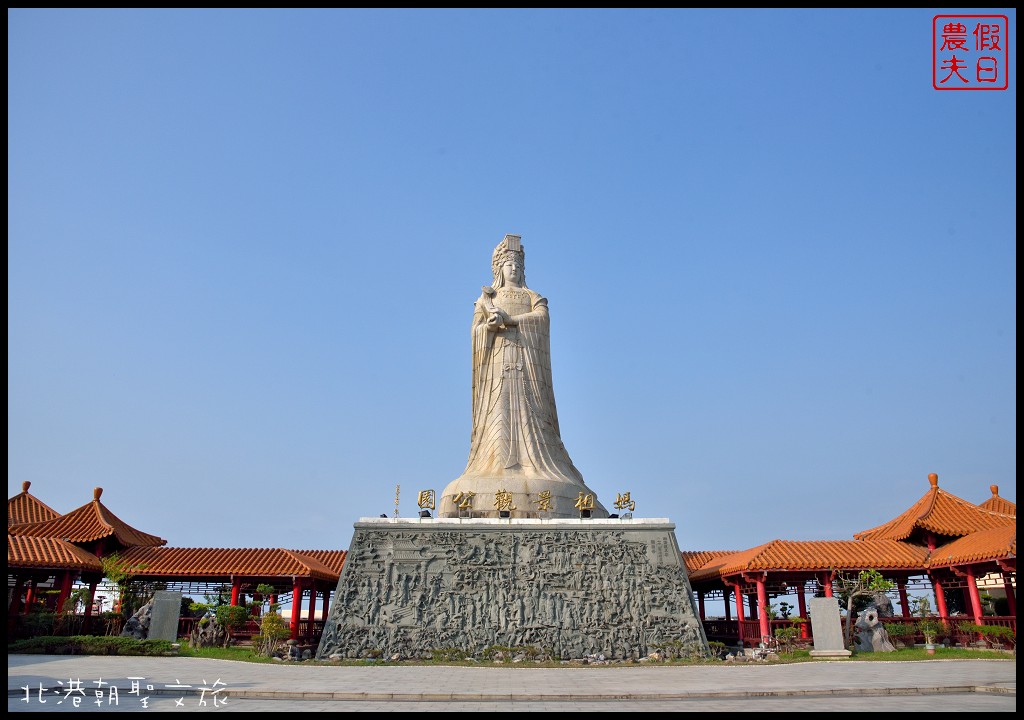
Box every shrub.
[212,604,252,646]
[883,622,917,638]
[431,647,468,662]
[958,623,1016,647]
[253,609,289,657]
[707,641,728,659]
[9,636,176,656]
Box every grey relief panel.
[317,524,708,661]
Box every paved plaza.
[8,655,1016,712]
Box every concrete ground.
[8,655,1016,712]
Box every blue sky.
[8,9,1016,555]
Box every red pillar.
[321,588,330,623]
[290,582,301,640]
[747,594,758,620]
[756,578,770,642]
[23,580,36,614]
[83,582,98,617]
[932,577,950,620]
[307,589,318,640]
[1003,575,1017,616]
[698,591,706,621]
[230,578,241,607]
[723,587,732,622]
[965,567,984,626]
[9,577,24,615]
[797,586,808,638]
[56,572,74,613]
[823,574,834,598]
[898,580,911,619]
[732,583,746,647]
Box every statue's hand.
[486,314,505,332]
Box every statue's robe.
[440,285,607,518]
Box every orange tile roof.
[117,547,346,582]
[7,487,166,548]
[854,474,1015,542]
[682,550,741,575]
[289,549,348,575]
[978,485,1017,517]
[8,481,62,527]
[688,539,930,582]
[8,534,103,572]
[926,526,1017,568]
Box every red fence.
[703,615,1016,649]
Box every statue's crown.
[492,234,524,266]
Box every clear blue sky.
[9,9,1016,554]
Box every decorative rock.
[120,601,153,640]
[189,615,226,649]
[854,605,896,652]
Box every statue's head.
[491,234,526,289]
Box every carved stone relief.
[317,524,708,660]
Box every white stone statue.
[439,235,608,518]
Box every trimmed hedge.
[8,635,177,656]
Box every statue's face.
[502,258,523,286]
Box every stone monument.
[317,235,707,661]
[808,596,852,658]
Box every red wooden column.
[83,582,98,617]
[723,587,732,622]
[290,582,302,640]
[9,577,24,615]
[697,591,706,621]
[822,574,834,598]
[897,580,911,618]
[965,566,984,626]
[56,572,74,613]
[746,594,758,620]
[932,577,950,620]
[23,579,37,614]
[797,586,808,638]
[756,578,770,642]
[732,582,746,645]
[230,578,241,606]
[1003,575,1017,616]
[321,588,330,624]
[307,589,318,641]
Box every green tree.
[101,554,150,619]
[251,584,289,657]
[832,569,894,647]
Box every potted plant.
[917,617,943,654]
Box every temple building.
[8,473,1016,648]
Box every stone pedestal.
[317,518,708,661]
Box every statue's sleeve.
[470,299,493,420]
[511,292,549,326]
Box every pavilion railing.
[704,618,813,647]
